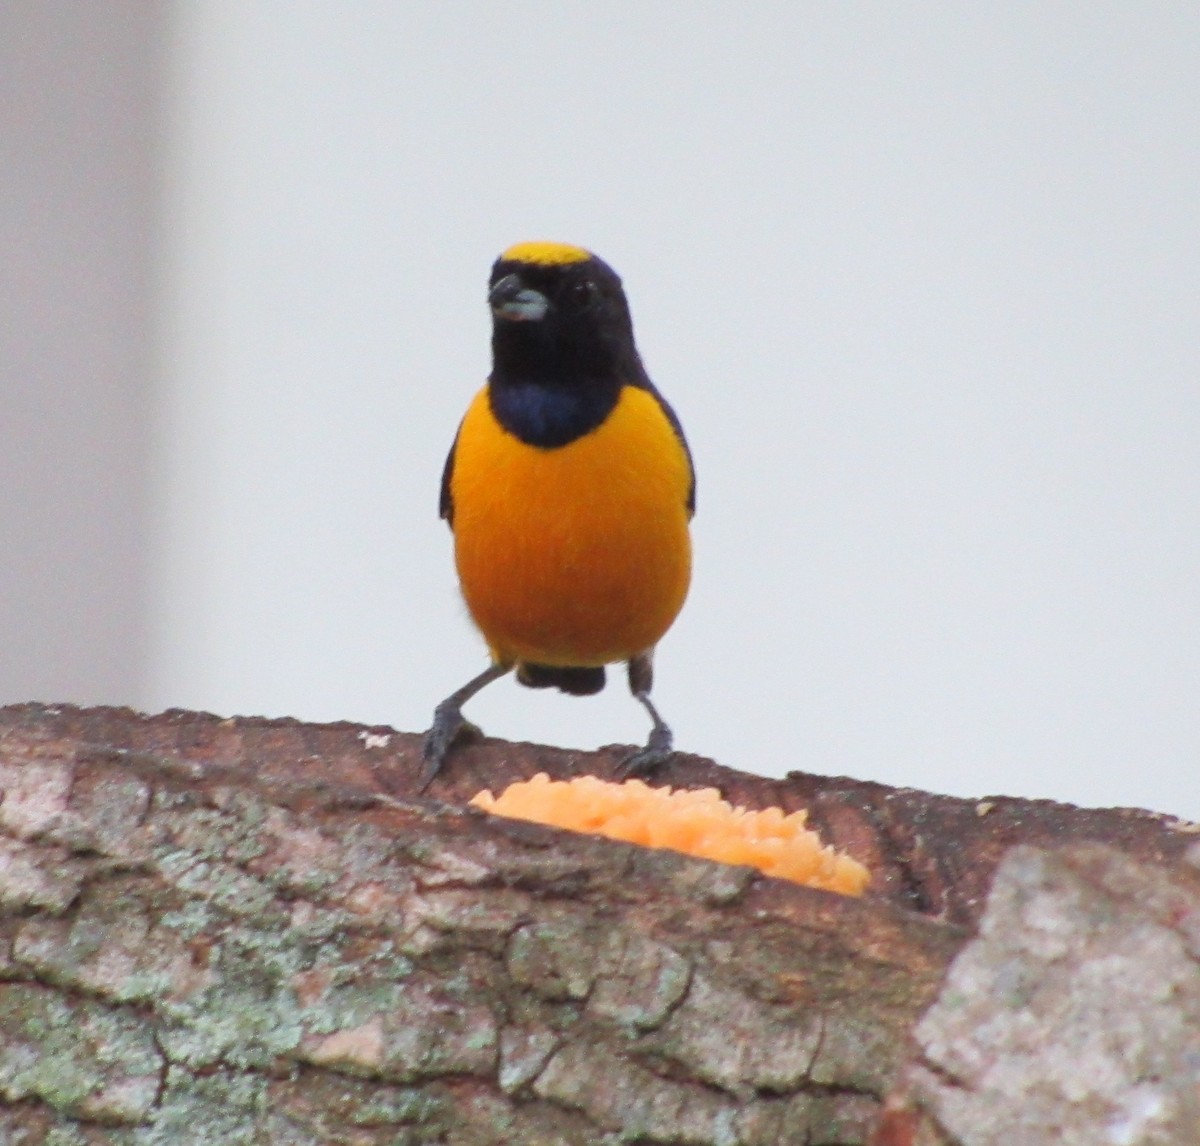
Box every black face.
[484,253,651,448]
[487,255,641,386]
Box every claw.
[615,725,674,779]
[419,662,510,791]
[419,709,461,791]
[420,709,487,791]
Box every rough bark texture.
[877,843,1200,1146]
[0,703,1196,1144]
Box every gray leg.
[616,651,675,778]
[420,662,511,790]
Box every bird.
[420,240,695,789]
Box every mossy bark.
[1,704,1193,1144]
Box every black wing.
[648,387,696,518]
[438,424,461,526]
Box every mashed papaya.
[471,773,868,896]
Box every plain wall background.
[5,4,1198,818]
[1,2,161,707]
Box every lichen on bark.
[4,703,1192,1144]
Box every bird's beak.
[489,274,549,322]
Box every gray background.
[4,4,1198,817]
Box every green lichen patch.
[12,879,203,1006]
[0,983,162,1125]
[152,848,280,922]
[130,1066,266,1145]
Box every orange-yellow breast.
[450,385,693,667]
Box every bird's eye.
[569,279,598,308]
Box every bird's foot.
[615,725,674,779]
[419,704,483,792]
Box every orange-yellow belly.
[450,384,692,667]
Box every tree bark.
[0,704,1194,1144]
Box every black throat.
[487,370,623,449]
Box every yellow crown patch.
[501,241,592,267]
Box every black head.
[487,241,646,386]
